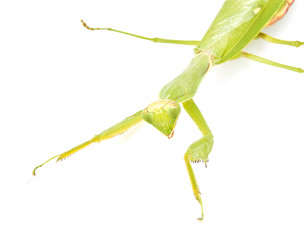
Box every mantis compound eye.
[141,99,181,138]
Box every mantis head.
[141,99,181,138]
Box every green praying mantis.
[33,0,304,220]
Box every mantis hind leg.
[257,32,304,48]
[81,20,200,46]
[32,111,143,175]
[182,99,214,220]
[241,51,304,73]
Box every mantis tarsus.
[33,0,303,220]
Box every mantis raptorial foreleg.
[182,99,214,220]
[32,111,143,175]
[81,20,200,46]
[241,51,304,73]
[257,32,304,47]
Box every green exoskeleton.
[33,0,303,220]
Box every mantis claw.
[204,159,208,168]
[185,135,214,166]
[32,154,60,176]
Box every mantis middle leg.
[257,32,304,47]
[182,99,214,220]
[81,20,200,46]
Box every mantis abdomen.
[198,0,287,63]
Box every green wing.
[198,0,286,64]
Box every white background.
[1,0,304,239]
